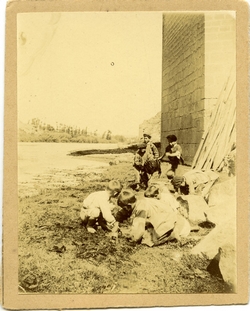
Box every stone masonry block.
[183,143,191,158]
[217,31,234,41]
[195,131,203,143]
[205,33,219,42]
[188,130,196,144]
[214,13,227,20]
[162,13,206,162]
[205,26,222,34]
[194,117,204,131]
[178,130,187,143]
[205,20,222,26]
[220,26,233,32]
[177,116,183,130]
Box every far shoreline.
[67,142,161,157]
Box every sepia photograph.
[2,0,249,309]
[17,9,237,294]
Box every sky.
[17,12,163,137]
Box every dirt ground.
[18,155,233,294]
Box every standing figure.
[133,143,149,190]
[143,133,161,178]
[80,180,122,233]
[159,134,183,174]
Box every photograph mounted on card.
[2,0,249,309]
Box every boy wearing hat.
[142,133,161,178]
[159,134,183,173]
[143,133,160,162]
[80,180,122,233]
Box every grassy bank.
[18,159,232,294]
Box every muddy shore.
[18,153,233,294]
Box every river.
[18,142,118,184]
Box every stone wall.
[204,12,236,129]
[161,13,205,164]
[161,12,236,165]
[139,112,161,142]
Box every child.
[171,169,219,199]
[143,133,161,177]
[143,133,160,160]
[133,143,149,190]
[147,183,180,213]
[166,169,175,181]
[159,135,183,173]
[80,180,122,233]
[115,189,137,223]
[144,184,190,244]
[118,186,178,247]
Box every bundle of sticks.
[192,70,236,171]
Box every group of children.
[133,133,218,197]
[79,133,219,247]
[133,133,183,190]
[80,179,190,247]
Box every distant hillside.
[18,119,128,143]
[19,120,37,133]
[19,120,50,142]
[139,112,161,142]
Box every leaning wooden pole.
[192,70,236,171]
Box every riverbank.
[68,142,161,156]
[18,153,134,198]
[18,154,233,294]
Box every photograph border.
[2,0,249,309]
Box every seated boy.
[159,134,183,173]
[80,180,122,233]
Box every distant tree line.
[19,118,128,143]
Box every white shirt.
[83,191,116,223]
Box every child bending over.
[118,185,189,247]
[80,180,122,233]
[171,169,219,200]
